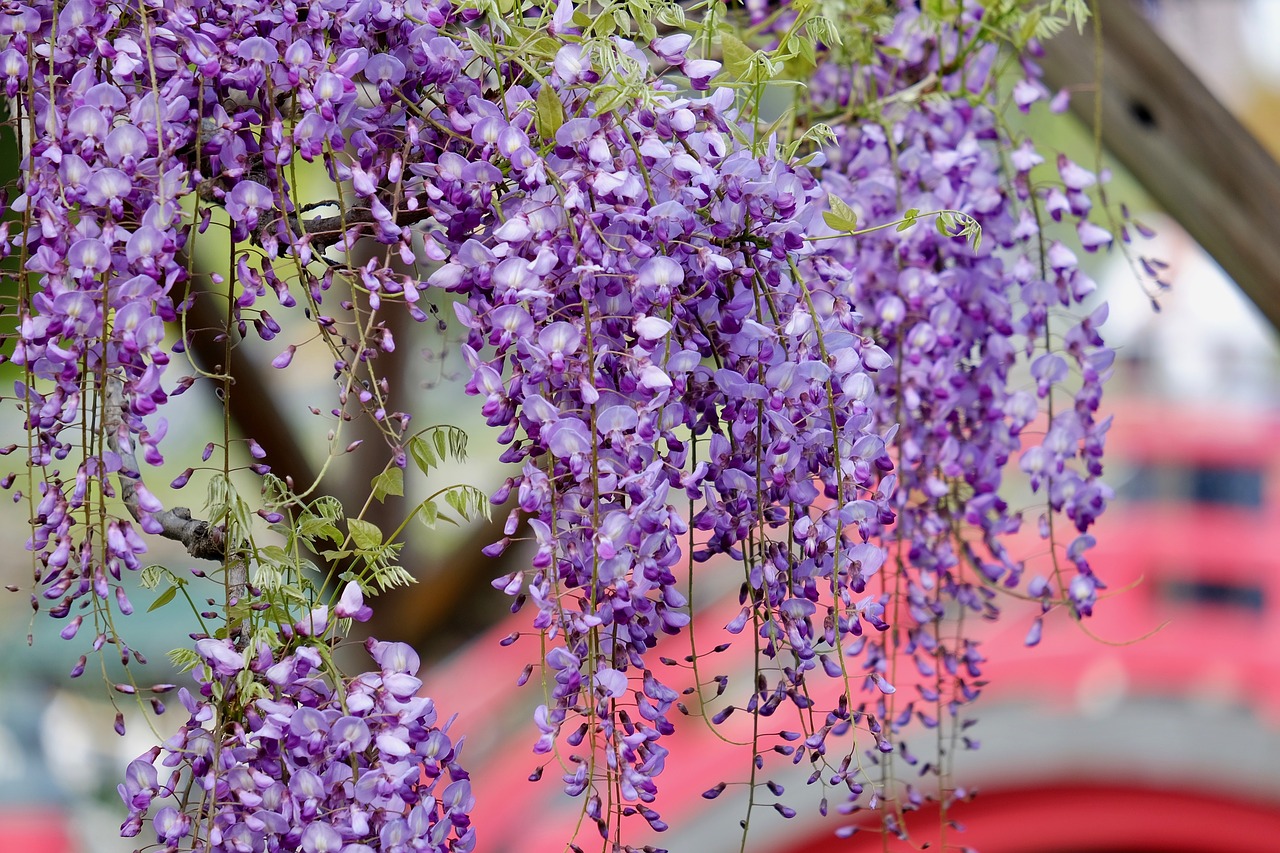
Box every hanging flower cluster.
[818,11,1112,620]
[119,587,474,853]
[440,39,897,830]
[819,12,1114,556]
[798,4,1116,820]
[2,0,1117,849]
[4,0,192,637]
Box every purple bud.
[272,345,296,369]
[295,606,329,637]
[711,705,734,725]
[1077,219,1114,251]
[683,59,721,90]
[60,616,82,640]
[1025,618,1043,647]
[651,34,692,65]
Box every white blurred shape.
[1243,0,1280,85]
[1102,215,1280,406]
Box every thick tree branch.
[195,179,434,251]
[293,204,436,250]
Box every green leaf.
[822,194,859,233]
[797,31,818,66]
[465,28,498,64]
[435,484,492,522]
[167,648,201,674]
[808,15,842,49]
[250,561,287,591]
[372,466,404,501]
[720,32,754,78]
[409,435,438,474]
[148,584,180,612]
[366,561,416,591]
[348,518,383,550]
[312,523,345,545]
[298,500,344,544]
[259,544,293,565]
[655,1,684,28]
[535,82,565,142]
[140,565,177,590]
[445,488,468,518]
[261,474,291,507]
[227,598,253,624]
[312,495,343,520]
[417,500,439,528]
[504,23,531,44]
[593,92,624,118]
[529,36,562,58]
[448,426,469,461]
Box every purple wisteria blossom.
[121,634,474,853]
[806,3,1116,823]
[2,0,1118,848]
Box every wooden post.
[1039,0,1280,331]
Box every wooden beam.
[1039,0,1280,331]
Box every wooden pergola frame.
[1040,0,1280,331]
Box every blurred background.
[3,1,1280,851]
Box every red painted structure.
[0,809,76,853]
